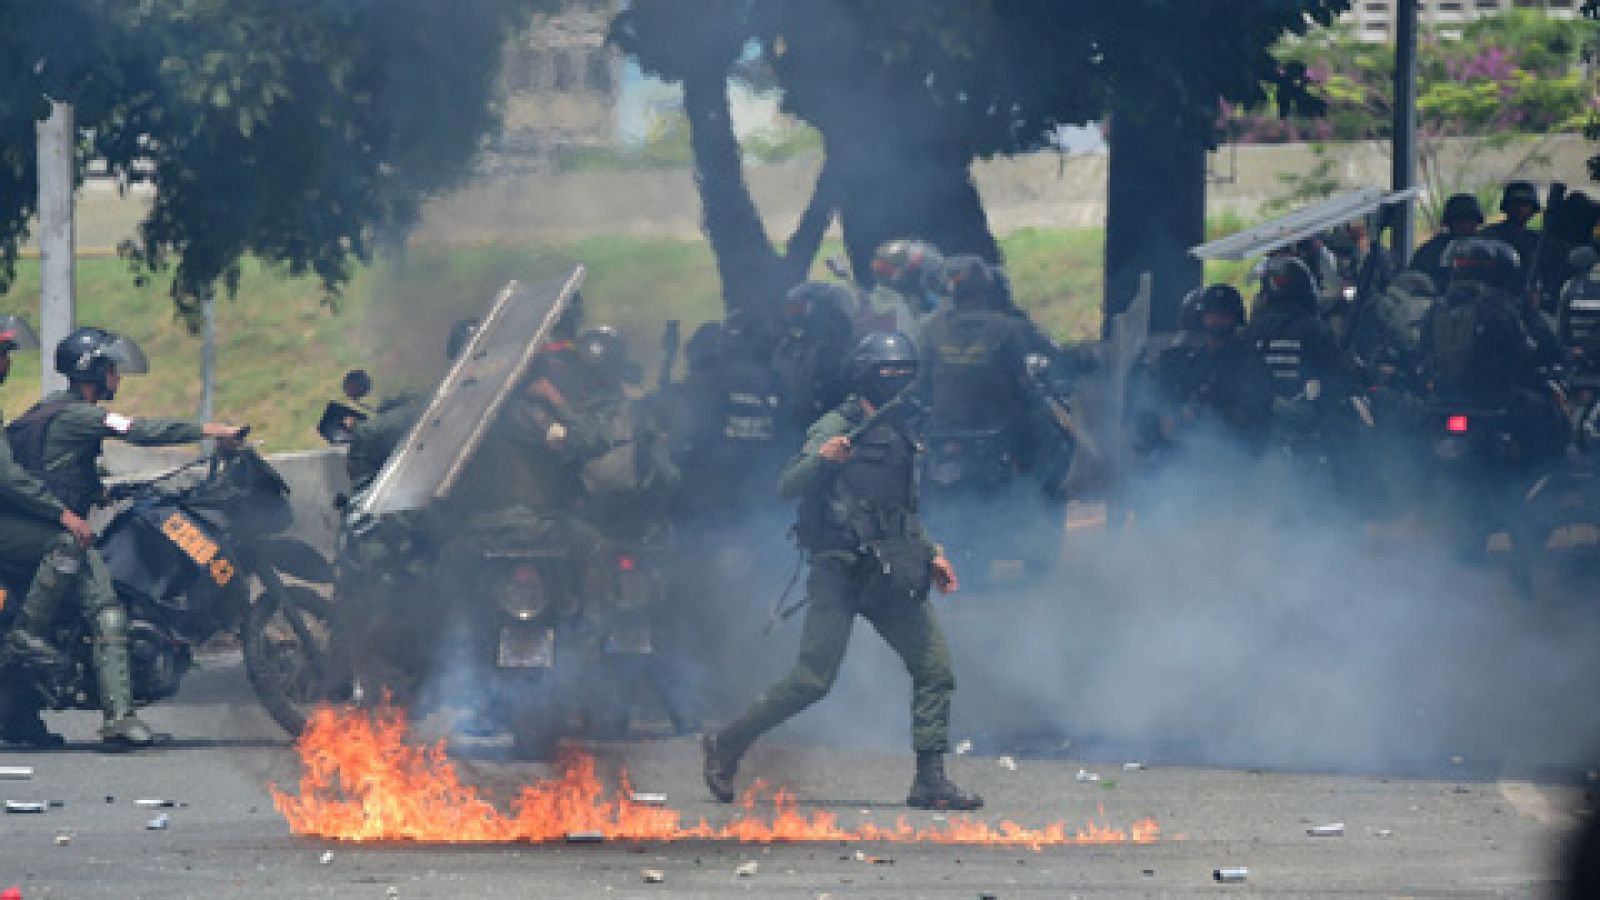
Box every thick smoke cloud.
[718,426,1600,781]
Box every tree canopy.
[611,0,1350,322]
[0,0,541,321]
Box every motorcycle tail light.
[511,564,540,584]
[1446,414,1469,434]
[618,555,635,572]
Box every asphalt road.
[0,650,1584,899]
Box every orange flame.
[271,705,1160,848]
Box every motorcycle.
[0,438,336,735]
[1508,365,1600,603]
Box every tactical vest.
[797,403,920,553]
[5,400,101,516]
[1561,275,1600,353]
[924,311,1015,426]
[714,359,782,454]
[1251,311,1309,397]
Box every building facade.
[1343,0,1579,41]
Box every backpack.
[1430,286,1498,389]
[3,400,92,512]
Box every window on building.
[553,50,578,92]
[585,52,612,94]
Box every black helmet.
[1180,285,1245,334]
[783,281,854,330]
[446,317,481,362]
[685,321,724,374]
[554,289,585,341]
[1257,256,1318,312]
[1443,237,1521,290]
[846,331,918,406]
[944,255,995,309]
[0,315,39,353]
[872,239,946,304]
[1441,193,1485,227]
[1500,181,1541,214]
[55,326,147,399]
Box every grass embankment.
[0,229,1108,452]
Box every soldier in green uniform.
[3,327,244,746]
[0,316,96,746]
[702,332,982,811]
[343,319,482,491]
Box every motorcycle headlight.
[498,564,549,621]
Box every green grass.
[0,229,1110,452]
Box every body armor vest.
[5,400,101,516]
[924,311,1014,427]
[1252,313,1308,397]
[798,403,921,553]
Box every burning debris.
[271,706,1162,847]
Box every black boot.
[907,751,983,811]
[701,731,744,803]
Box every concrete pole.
[36,101,75,396]
[199,293,215,424]
[1392,0,1419,266]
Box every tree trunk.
[681,69,782,319]
[831,134,999,286]
[1103,108,1206,334]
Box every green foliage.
[0,0,543,323]
[1248,11,1598,143]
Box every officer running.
[3,327,244,746]
[702,331,982,812]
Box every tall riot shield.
[354,267,585,518]
[1065,272,1151,521]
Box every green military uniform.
[7,391,204,741]
[345,394,421,491]
[0,409,77,744]
[713,395,956,761]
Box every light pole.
[1392,0,1419,265]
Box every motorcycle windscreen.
[354,267,585,517]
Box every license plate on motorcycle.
[498,625,555,668]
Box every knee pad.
[42,541,85,577]
[93,605,129,644]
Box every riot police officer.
[1247,256,1354,431]
[1148,285,1275,456]
[344,318,480,490]
[0,316,90,746]
[773,282,855,429]
[855,240,946,337]
[702,331,980,811]
[1410,194,1485,293]
[1481,181,1543,290]
[3,327,245,746]
[918,256,1032,430]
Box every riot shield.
[354,267,585,518]
[1064,272,1151,515]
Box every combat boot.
[702,731,744,803]
[906,751,984,811]
[3,627,66,668]
[94,639,158,748]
